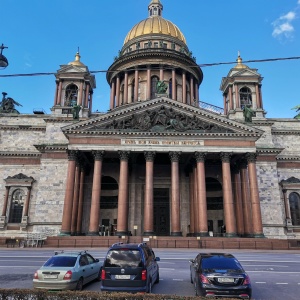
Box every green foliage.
[0,289,241,300]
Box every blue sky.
[1,0,300,118]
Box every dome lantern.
[148,0,163,17]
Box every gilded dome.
[123,0,186,45]
[68,51,85,67]
[124,16,186,45]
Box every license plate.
[115,275,130,279]
[43,275,58,279]
[218,277,234,283]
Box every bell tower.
[220,53,266,121]
[51,51,96,118]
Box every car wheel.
[155,272,159,284]
[76,278,83,291]
[190,272,193,284]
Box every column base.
[195,232,209,237]
[253,233,265,238]
[225,233,238,238]
[170,232,182,237]
[143,231,155,236]
[87,231,99,236]
[59,231,71,236]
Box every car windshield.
[104,249,142,268]
[43,256,77,267]
[202,257,242,272]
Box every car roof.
[53,250,89,257]
[109,242,149,249]
[198,253,235,258]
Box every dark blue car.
[101,242,160,293]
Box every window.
[239,87,252,109]
[9,189,24,223]
[151,76,159,99]
[131,79,135,102]
[65,84,78,106]
[120,84,124,105]
[289,192,300,225]
[169,79,173,99]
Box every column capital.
[220,152,232,163]
[144,151,156,161]
[195,151,207,162]
[169,151,181,162]
[245,152,257,163]
[92,150,105,161]
[67,150,78,161]
[118,150,130,161]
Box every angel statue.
[292,105,300,120]
[243,105,254,122]
[0,92,22,114]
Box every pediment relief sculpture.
[90,106,233,133]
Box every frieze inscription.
[122,139,204,146]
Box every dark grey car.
[101,242,160,293]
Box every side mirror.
[95,258,99,262]
[189,259,195,264]
[155,257,160,261]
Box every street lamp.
[0,44,8,70]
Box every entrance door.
[153,188,170,236]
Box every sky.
[1,0,300,118]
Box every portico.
[59,98,264,238]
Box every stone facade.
[1,0,300,240]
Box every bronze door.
[154,188,170,236]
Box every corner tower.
[220,53,266,121]
[52,51,96,118]
[107,0,203,110]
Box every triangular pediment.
[228,68,260,78]
[58,64,88,73]
[62,98,263,139]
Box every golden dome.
[234,52,248,69]
[124,17,186,45]
[68,51,85,67]
[124,1,186,45]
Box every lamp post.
[0,44,9,70]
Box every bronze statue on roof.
[0,92,22,114]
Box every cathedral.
[1,0,300,242]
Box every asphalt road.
[0,248,300,299]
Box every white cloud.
[272,9,297,39]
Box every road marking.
[159,268,175,270]
[255,282,266,284]
[173,279,183,281]
[276,283,288,285]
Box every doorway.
[153,188,170,236]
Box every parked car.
[189,252,252,299]
[33,250,102,290]
[101,242,160,293]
